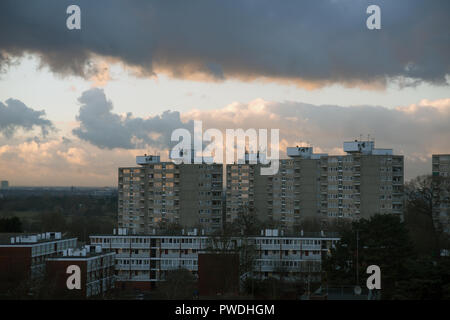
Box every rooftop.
[47,245,114,259]
[343,139,393,155]
[0,232,73,245]
[91,228,340,239]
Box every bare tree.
[154,268,196,299]
[404,175,442,256]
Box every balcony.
[116,264,150,271]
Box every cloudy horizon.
[0,0,449,186]
[1,88,449,186]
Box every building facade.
[46,245,115,298]
[119,140,403,234]
[0,232,77,291]
[226,140,404,230]
[432,154,450,233]
[118,155,223,234]
[89,229,339,290]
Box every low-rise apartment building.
[46,245,115,298]
[89,228,339,290]
[0,232,77,290]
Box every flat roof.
[89,232,340,239]
[47,250,115,260]
[0,233,76,246]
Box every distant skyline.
[0,0,449,186]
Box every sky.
[0,0,449,186]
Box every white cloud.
[1,93,449,185]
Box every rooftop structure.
[1,232,63,245]
[343,140,393,155]
[136,154,161,165]
[287,146,327,159]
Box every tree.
[404,175,440,256]
[208,219,258,297]
[39,211,66,232]
[295,217,322,233]
[154,268,196,299]
[0,216,23,232]
[156,221,183,235]
[323,214,415,299]
[66,215,115,242]
[391,256,449,300]
[230,205,262,236]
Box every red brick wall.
[46,260,87,298]
[0,247,32,289]
[198,253,240,297]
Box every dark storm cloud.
[0,98,54,137]
[0,0,448,87]
[72,88,193,149]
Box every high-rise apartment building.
[226,140,404,230]
[118,155,223,234]
[432,154,450,233]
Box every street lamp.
[354,229,361,296]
